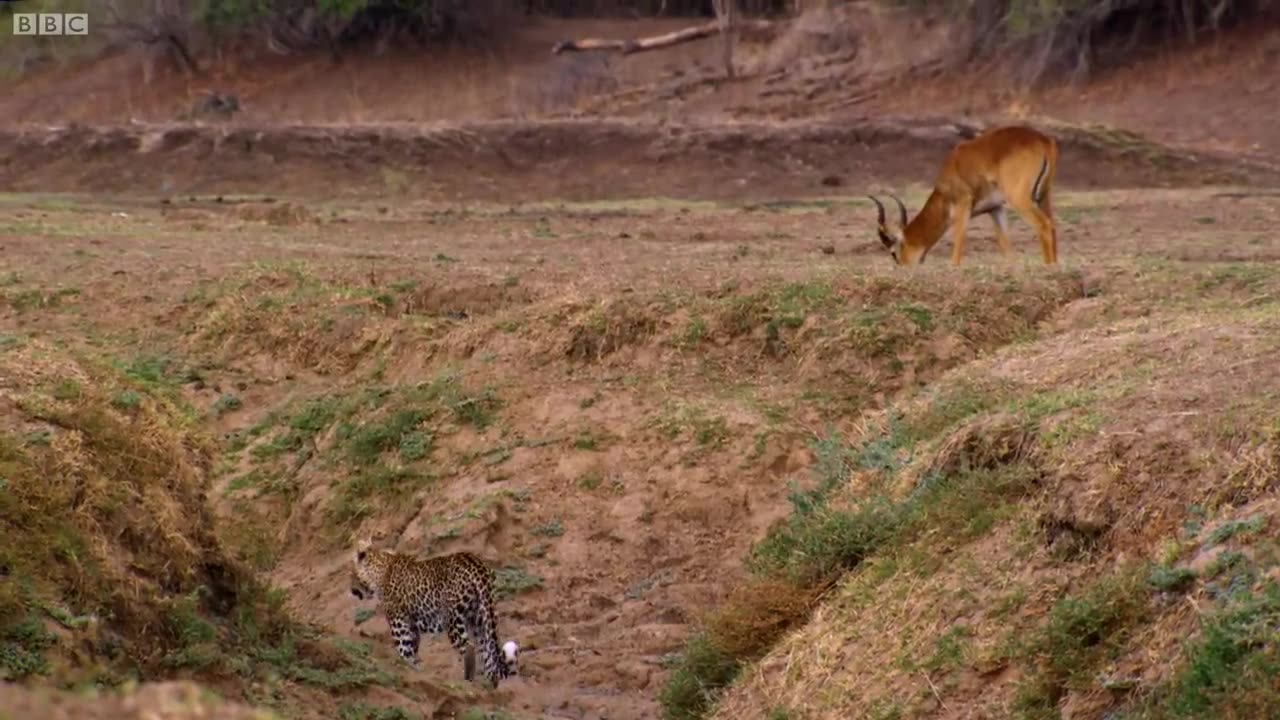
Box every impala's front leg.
[949,202,973,267]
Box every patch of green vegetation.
[680,314,708,349]
[866,699,905,720]
[0,614,56,680]
[212,393,242,416]
[775,281,832,328]
[1144,581,1280,718]
[1015,387,1098,423]
[718,279,836,338]
[493,566,544,600]
[338,703,416,720]
[347,409,427,465]
[576,469,604,491]
[417,370,502,431]
[1205,515,1265,546]
[119,354,180,389]
[1148,564,1197,593]
[2,286,80,313]
[656,404,731,450]
[572,429,608,451]
[110,389,143,410]
[658,633,741,720]
[330,467,432,527]
[458,709,515,720]
[225,468,293,497]
[1012,567,1151,719]
[251,395,346,462]
[1198,262,1275,292]
[897,302,934,331]
[398,430,431,462]
[922,626,974,673]
[903,380,1001,445]
[531,519,564,537]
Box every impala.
[867,125,1060,266]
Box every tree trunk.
[713,0,737,79]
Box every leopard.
[349,539,518,687]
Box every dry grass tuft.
[565,298,661,362]
[704,579,827,662]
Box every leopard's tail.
[468,597,515,686]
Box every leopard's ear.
[355,538,372,563]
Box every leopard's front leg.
[387,611,421,669]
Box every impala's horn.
[890,194,908,228]
[868,195,894,249]
[867,195,886,227]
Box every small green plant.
[577,470,603,491]
[51,378,81,401]
[531,519,564,537]
[0,615,55,680]
[330,467,431,526]
[398,430,431,462]
[658,633,740,720]
[1148,564,1197,593]
[110,389,143,410]
[572,430,604,451]
[1205,516,1265,546]
[347,409,427,465]
[212,393,242,416]
[1133,580,1280,719]
[1012,567,1151,718]
[493,566,543,599]
[681,315,707,348]
[338,702,416,720]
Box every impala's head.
[867,194,913,265]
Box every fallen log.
[551,18,777,56]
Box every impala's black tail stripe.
[1031,154,1050,203]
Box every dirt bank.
[2,118,1274,202]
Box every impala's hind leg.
[949,202,974,267]
[1038,188,1058,265]
[1033,166,1058,264]
[1009,197,1056,266]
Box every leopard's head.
[350,538,382,601]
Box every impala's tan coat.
[869,125,1060,266]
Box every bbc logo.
[13,13,89,36]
